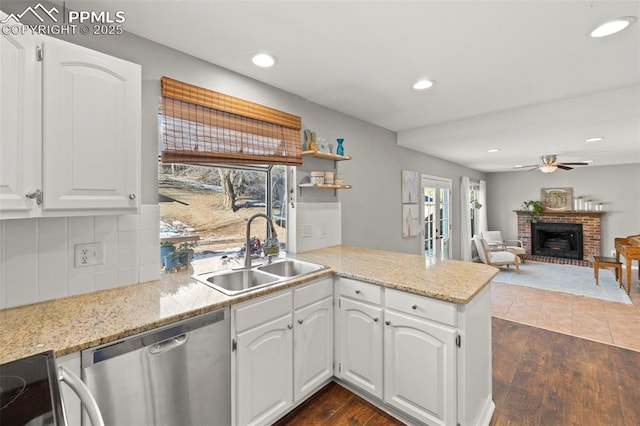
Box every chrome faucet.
[244,213,278,269]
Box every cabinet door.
[384,309,457,426]
[294,296,333,402]
[41,38,140,212]
[235,313,293,426]
[0,14,40,217]
[338,297,383,398]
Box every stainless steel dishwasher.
[81,308,230,426]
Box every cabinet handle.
[411,304,418,310]
[287,324,293,329]
[297,319,303,324]
[128,193,136,200]
[385,321,391,326]
[25,189,43,206]
[373,317,379,322]
[355,290,361,294]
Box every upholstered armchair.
[473,235,521,273]
[481,230,526,262]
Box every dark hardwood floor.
[274,381,403,426]
[275,318,640,425]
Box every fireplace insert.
[531,222,583,260]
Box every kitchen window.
[159,162,288,261]
[157,76,300,266]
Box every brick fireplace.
[516,210,605,266]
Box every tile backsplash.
[0,205,160,309]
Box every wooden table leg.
[626,259,632,294]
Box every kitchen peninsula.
[0,245,498,426]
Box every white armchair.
[481,230,526,262]
[473,235,521,273]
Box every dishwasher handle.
[58,366,105,426]
[148,334,188,354]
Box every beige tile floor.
[491,266,640,352]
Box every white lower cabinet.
[232,277,333,426]
[293,296,333,401]
[235,311,294,426]
[336,278,493,426]
[383,309,456,426]
[337,297,383,398]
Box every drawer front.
[385,288,456,327]
[233,289,293,332]
[337,277,382,305]
[294,277,333,308]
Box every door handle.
[59,366,105,426]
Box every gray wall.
[32,20,485,258]
[486,164,640,256]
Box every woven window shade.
[160,76,302,166]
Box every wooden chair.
[593,256,625,293]
[473,235,521,273]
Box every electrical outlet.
[302,224,313,239]
[75,242,104,267]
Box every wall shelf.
[298,182,351,195]
[302,150,351,161]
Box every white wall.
[46,22,485,258]
[486,163,640,256]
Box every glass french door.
[422,176,452,260]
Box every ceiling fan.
[513,154,590,174]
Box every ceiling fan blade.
[513,164,539,169]
[556,164,573,170]
[559,162,589,166]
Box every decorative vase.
[160,246,175,266]
[164,254,180,270]
[336,138,344,156]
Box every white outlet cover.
[74,242,104,267]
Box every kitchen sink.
[194,269,282,296]
[257,259,324,277]
[193,258,326,296]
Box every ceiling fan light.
[590,16,637,38]
[540,165,558,174]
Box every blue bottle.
[336,138,344,156]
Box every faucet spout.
[244,213,278,269]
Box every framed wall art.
[541,187,573,211]
[402,204,420,238]
[401,170,418,204]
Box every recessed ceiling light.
[487,148,500,153]
[251,52,277,68]
[585,137,604,143]
[584,160,594,163]
[412,79,435,90]
[590,16,637,38]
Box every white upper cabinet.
[41,38,140,212]
[0,13,40,216]
[0,13,141,219]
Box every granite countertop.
[0,245,497,364]
[295,245,498,304]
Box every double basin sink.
[192,258,327,296]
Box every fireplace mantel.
[514,210,605,217]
